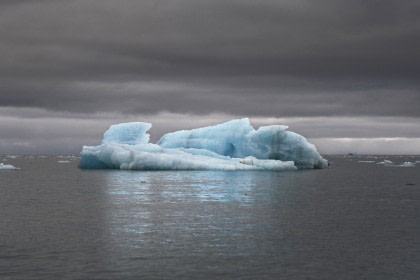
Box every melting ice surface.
[79,118,328,171]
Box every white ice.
[79,118,328,171]
[376,160,394,165]
[0,163,19,170]
[376,160,417,167]
[400,162,416,167]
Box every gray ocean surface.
[0,155,419,280]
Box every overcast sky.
[1,0,419,154]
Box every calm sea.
[0,155,419,279]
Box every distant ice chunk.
[0,163,19,170]
[399,162,416,167]
[376,160,417,167]
[58,160,71,163]
[376,160,394,165]
[79,118,328,171]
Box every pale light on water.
[0,155,419,279]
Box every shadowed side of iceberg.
[79,119,327,171]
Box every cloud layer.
[1,107,419,154]
[1,1,419,153]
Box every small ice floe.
[66,155,79,159]
[6,155,17,159]
[57,160,71,163]
[358,160,375,163]
[376,160,417,167]
[399,162,416,167]
[0,163,19,170]
[376,160,394,165]
[58,155,77,159]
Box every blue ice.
[79,118,328,170]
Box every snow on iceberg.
[79,118,328,171]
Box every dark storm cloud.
[2,0,420,80]
[1,0,420,154]
[1,0,420,117]
[1,78,419,117]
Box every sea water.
[0,155,419,279]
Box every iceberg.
[79,118,328,171]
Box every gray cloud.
[1,107,419,154]
[0,0,419,153]
[1,0,419,79]
[1,79,419,117]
